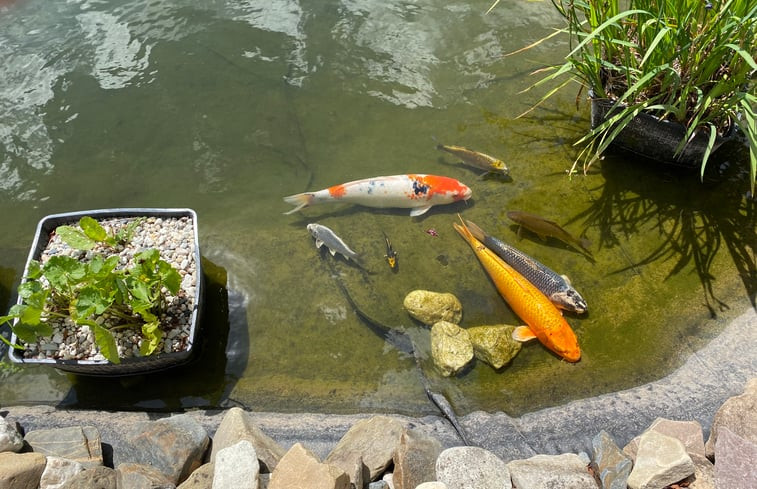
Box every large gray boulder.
[113,413,209,485]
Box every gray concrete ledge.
[2,307,755,464]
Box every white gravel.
[22,216,197,362]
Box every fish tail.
[283,192,314,215]
[464,219,487,242]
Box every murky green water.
[0,0,754,417]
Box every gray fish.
[425,387,469,445]
[466,220,588,314]
[307,223,359,262]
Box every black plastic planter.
[590,94,732,168]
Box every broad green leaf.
[17,303,42,326]
[20,288,49,311]
[128,279,152,304]
[75,285,112,318]
[80,319,120,364]
[157,260,181,295]
[139,321,161,356]
[12,321,53,343]
[79,216,108,243]
[44,255,87,290]
[26,260,42,279]
[18,280,42,299]
[56,225,96,250]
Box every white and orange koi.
[284,174,472,217]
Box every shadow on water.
[579,142,757,316]
[54,258,249,411]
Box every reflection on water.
[0,0,753,416]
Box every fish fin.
[580,237,593,254]
[561,274,572,285]
[536,232,548,242]
[410,205,433,217]
[512,326,537,342]
[329,248,337,256]
[283,192,315,215]
[464,220,486,241]
[314,239,324,249]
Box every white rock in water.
[403,290,462,326]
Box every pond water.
[0,0,754,417]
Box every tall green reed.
[502,0,756,193]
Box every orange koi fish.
[453,216,581,362]
[284,174,472,217]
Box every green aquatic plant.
[497,0,757,193]
[0,217,181,364]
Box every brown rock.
[24,426,103,468]
[59,466,117,489]
[116,463,176,488]
[714,427,757,489]
[705,378,757,459]
[269,443,349,489]
[176,463,213,489]
[325,415,404,483]
[624,418,705,459]
[392,428,442,489]
[0,452,47,489]
[209,407,285,472]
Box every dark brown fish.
[507,210,592,254]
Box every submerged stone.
[467,324,521,369]
[431,321,474,377]
[403,290,462,326]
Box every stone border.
[2,307,755,464]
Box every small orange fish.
[453,216,581,362]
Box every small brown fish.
[436,144,509,176]
[507,210,592,254]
